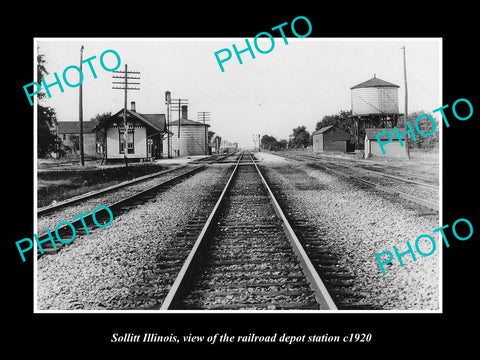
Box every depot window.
[119,126,135,154]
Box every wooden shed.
[312,125,354,153]
[364,128,409,159]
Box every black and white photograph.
[33,38,442,313]
[7,7,478,354]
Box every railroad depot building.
[364,128,409,159]
[101,102,167,161]
[165,105,210,157]
[312,125,354,153]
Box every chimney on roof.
[131,101,136,111]
[181,105,188,120]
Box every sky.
[36,38,441,148]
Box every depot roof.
[109,109,167,132]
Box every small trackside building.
[312,125,354,153]
[364,128,409,159]
[102,102,166,162]
[164,105,210,157]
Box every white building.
[164,105,210,157]
[102,102,166,162]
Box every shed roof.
[312,125,352,140]
[312,125,335,135]
[351,76,400,89]
[365,128,408,140]
[57,121,97,134]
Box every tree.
[37,47,60,158]
[92,112,112,156]
[406,111,439,149]
[213,135,222,153]
[261,135,279,150]
[315,110,353,132]
[37,49,48,102]
[208,130,215,144]
[290,126,311,149]
[278,139,288,150]
[38,105,60,157]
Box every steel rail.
[336,163,438,190]
[160,151,337,310]
[37,164,192,216]
[250,152,337,310]
[315,156,438,190]
[315,163,439,211]
[276,152,438,189]
[273,152,438,212]
[191,151,237,164]
[312,153,438,183]
[37,152,239,217]
[36,165,206,258]
[160,153,244,309]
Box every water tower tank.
[351,76,400,116]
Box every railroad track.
[272,152,439,212]
[38,152,236,217]
[159,151,337,310]
[36,153,239,258]
[191,152,237,164]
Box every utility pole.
[165,91,171,158]
[79,45,85,166]
[402,46,410,160]
[402,46,408,125]
[170,98,188,137]
[112,64,140,167]
[198,111,211,155]
[169,97,188,157]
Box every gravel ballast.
[37,151,440,311]
[256,152,440,310]
[36,165,230,310]
[37,165,198,234]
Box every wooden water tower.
[349,75,403,147]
